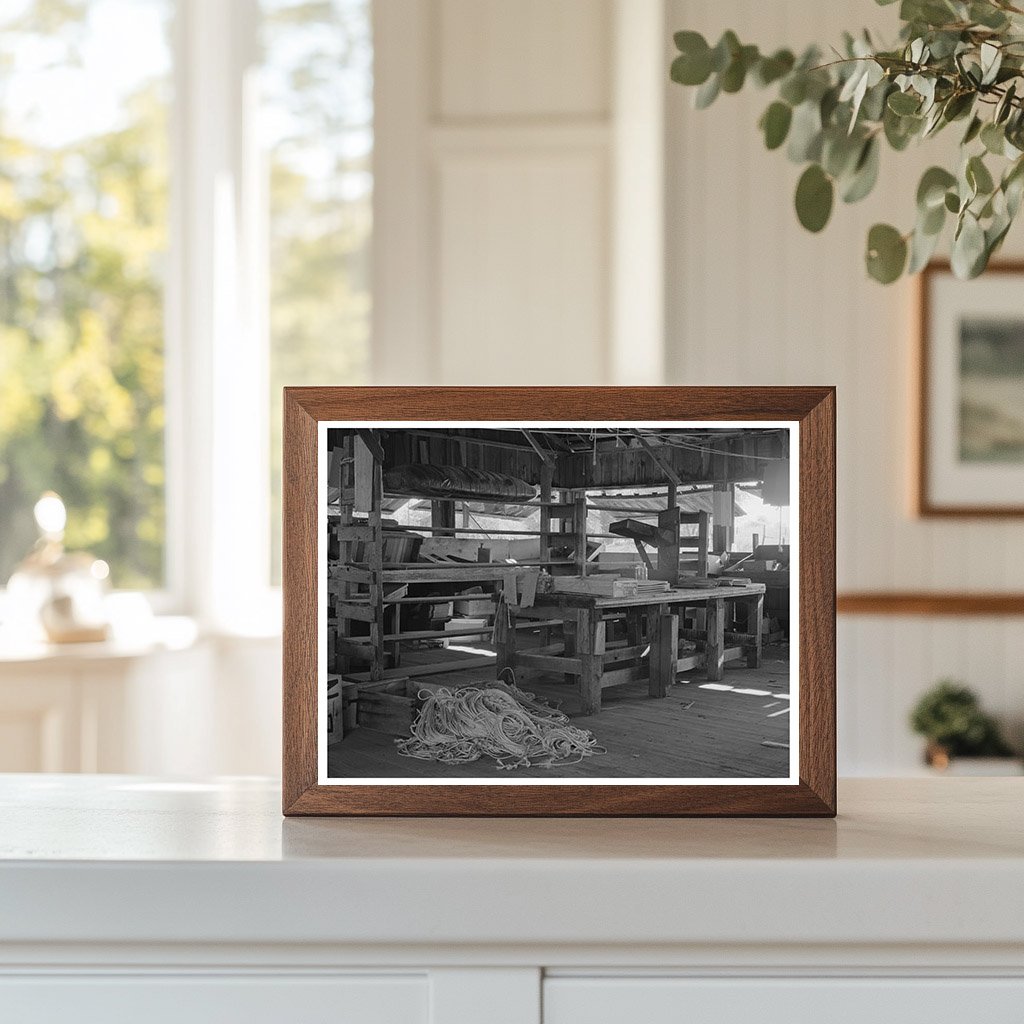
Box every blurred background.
[0,0,1020,778]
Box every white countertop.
[2,775,1022,951]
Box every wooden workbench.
[497,582,767,714]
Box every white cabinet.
[2,777,1023,1024]
[0,975,428,1024]
[544,977,1024,1024]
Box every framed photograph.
[283,387,835,816]
[918,261,1024,516]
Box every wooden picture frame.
[283,387,836,816]
[917,260,1024,517]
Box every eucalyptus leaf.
[822,128,864,178]
[760,101,793,150]
[908,221,943,273]
[917,166,957,210]
[942,91,974,122]
[981,121,1006,155]
[980,42,1003,86]
[970,2,1009,29]
[861,79,892,122]
[962,115,983,145]
[951,212,987,278]
[787,100,824,162]
[779,73,807,106]
[710,31,740,73]
[888,90,921,115]
[884,106,922,150]
[721,44,759,92]
[842,137,881,203]
[921,200,946,235]
[754,49,795,87]
[866,223,908,283]
[967,154,995,195]
[671,51,711,87]
[795,164,834,232]
[996,82,1017,124]
[694,73,721,109]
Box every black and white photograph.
[320,422,797,783]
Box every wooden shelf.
[381,527,622,540]
[339,593,499,607]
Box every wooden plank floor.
[327,641,792,780]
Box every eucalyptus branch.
[670,0,1024,283]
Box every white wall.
[664,0,1024,772]
[373,0,665,386]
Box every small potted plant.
[909,680,1019,773]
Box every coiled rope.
[396,676,605,770]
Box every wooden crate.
[356,678,446,735]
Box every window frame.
[166,0,279,632]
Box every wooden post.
[574,492,588,577]
[353,435,374,513]
[656,506,681,586]
[706,597,725,681]
[431,499,456,537]
[712,483,734,553]
[649,610,678,698]
[367,449,385,682]
[746,592,764,668]
[577,606,602,715]
[335,435,354,676]
[696,511,710,578]
[539,463,553,567]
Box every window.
[0,0,373,615]
[0,0,172,589]
[262,0,373,581]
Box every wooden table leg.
[562,611,578,688]
[649,611,678,698]
[625,607,642,648]
[706,598,725,681]
[495,599,516,675]
[578,607,603,715]
[746,592,764,668]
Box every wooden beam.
[514,651,582,675]
[521,429,555,468]
[634,432,682,486]
[355,428,385,464]
[632,539,655,576]
[347,655,496,683]
[609,518,659,544]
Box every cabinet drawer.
[544,977,1024,1024]
[0,974,427,1024]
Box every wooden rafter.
[633,432,682,486]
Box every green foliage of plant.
[909,679,1015,756]
[670,0,1024,283]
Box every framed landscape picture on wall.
[918,262,1024,516]
[282,387,836,817]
